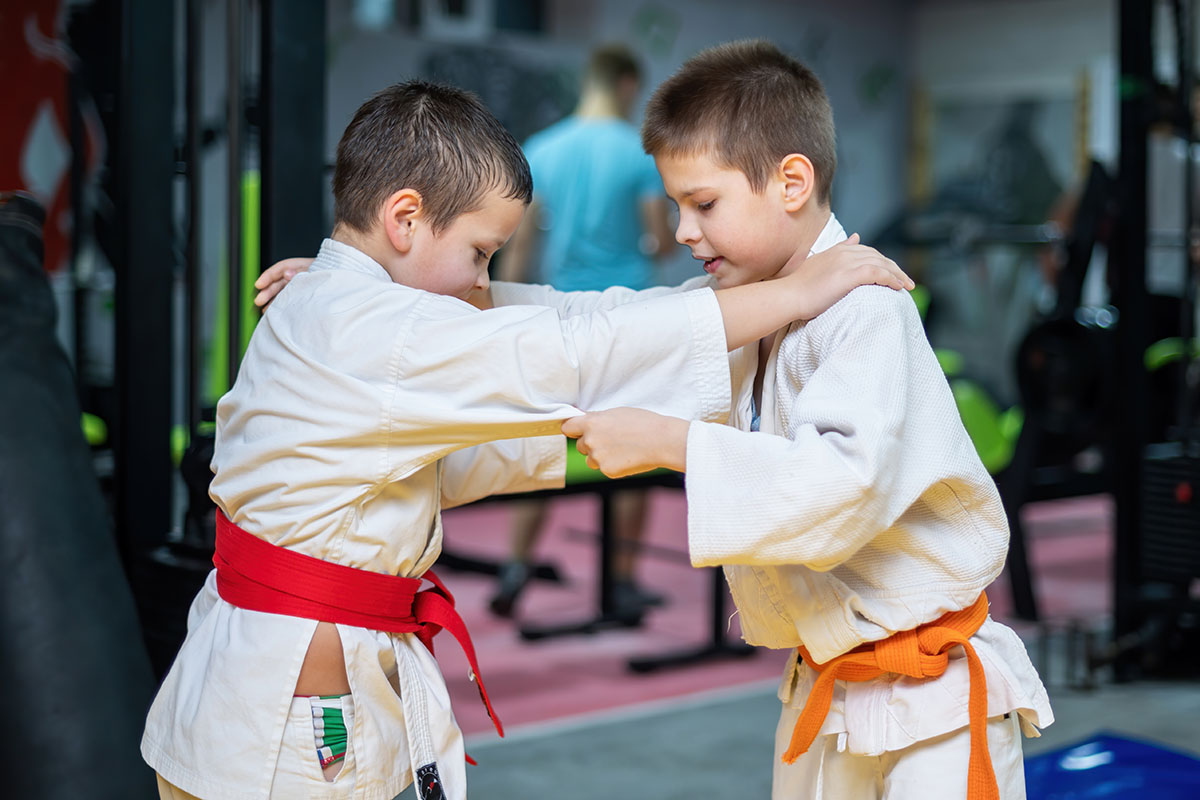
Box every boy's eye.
[475,248,489,262]
[697,200,715,211]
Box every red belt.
[213,510,502,739]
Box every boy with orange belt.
[142,79,910,800]
[539,41,1053,799]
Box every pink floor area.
[436,490,1113,739]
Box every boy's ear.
[778,154,816,212]
[381,189,423,253]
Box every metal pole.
[68,69,86,387]
[260,0,327,269]
[1181,0,1199,437]
[114,0,175,557]
[186,0,202,434]
[226,0,243,389]
[1112,0,1154,680]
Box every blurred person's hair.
[333,80,532,235]
[642,39,836,206]
[585,44,642,91]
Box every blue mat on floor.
[1027,733,1200,798]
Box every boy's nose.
[675,217,699,246]
[476,270,491,292]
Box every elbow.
[795,496,889,572]
[805,551,852,573]
[802,534,864,572]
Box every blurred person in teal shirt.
[492,44,675,619]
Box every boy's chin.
[710,268,742,289]
[714,269,773,290]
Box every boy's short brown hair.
[642,40,836,206]
[333,80,532,234]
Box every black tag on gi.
[416,763,445,800]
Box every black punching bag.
[0,193,156,798]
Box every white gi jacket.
[493,214,1053,759]
[140,239,733,800]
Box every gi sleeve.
[440,435,565,509]
[385,287,731,480]
[684,287,971,571]
[490,276,709,317]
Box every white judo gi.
[492,214,1053,800]
[140,238,734,800]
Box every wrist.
[656,416,690,472]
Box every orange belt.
[784,593,997,800]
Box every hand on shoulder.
[785,233,913,321]
[254,257,313,308]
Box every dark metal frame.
[112,0,177,559]
[185,0,203,436]
[260,0,328,269]
[1111,0,1157,679]
[100,0,328,674]
[1175,0,1199,430]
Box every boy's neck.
[575,87,626,120]
[331,224,403,284]
[775,204,833,280]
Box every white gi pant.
[773,707,1027,800]
[157,697,360,800]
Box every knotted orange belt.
[783,593,997,800]
[212,511,503,740]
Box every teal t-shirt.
[524,117,664,291]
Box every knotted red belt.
[213,511,502,739]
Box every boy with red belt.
[142,79,909,800]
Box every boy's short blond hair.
[642,40,836,206]
[333,80,532,235]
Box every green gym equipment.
[911,284,1025,476]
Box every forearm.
[711,235,913,350]
[491,279,687,315]
[713,277,800,351]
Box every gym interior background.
[3,0,1198,797]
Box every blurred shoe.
[488,561,530,618]
[614,579,665,608]
[610,579,666,624]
